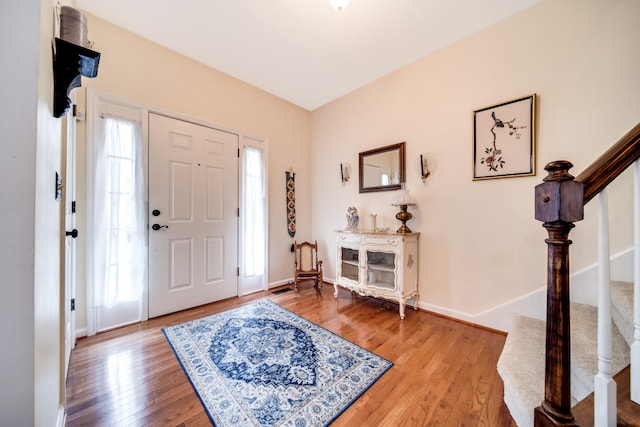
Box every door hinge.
[237,267,240,277]
[72,104,78,117]
[71,200,76,213]
[237,207,240,217]
[70,298,75,311]
[237,148,240,158]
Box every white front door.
[148,113,239,317]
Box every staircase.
[498,281,633,427]
[498,123,640,426]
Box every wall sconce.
[329,0,350,12]
[340,163,350,184]
[419,154,431,182]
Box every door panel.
[170,161,193,220]
[206,166,224,219]
[148,113,238,317]
[170,238,193,289]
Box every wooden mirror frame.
[359,142,406,193]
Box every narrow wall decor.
[473,94,536,180]
[286,169,296,237]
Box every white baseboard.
[326,274,544,333]
[57,406,65,427]
[268,278,294,289]
[420,247,634,334]
[269,277,336,290]
[418,287,547,334]
[267,248,632,334]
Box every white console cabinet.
[334,230,419,319]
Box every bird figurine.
[491,111,504,127]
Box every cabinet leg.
[399,303,406,320]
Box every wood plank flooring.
[573,366,640,426]
[65,282,516,426]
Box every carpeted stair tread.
[611,280,634,347]
[497,316,545,427]
[498,303,630,427]
[569,302,630,401]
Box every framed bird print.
[473,94,536,180]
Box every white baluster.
[632,159,640,404]
[594,189,616,427]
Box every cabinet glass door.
[366,251,396,290]
[340,247,359,281]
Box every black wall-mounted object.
[53,37,100,118]
[55,171,63,201]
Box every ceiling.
[76,0,540,111]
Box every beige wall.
[35,1,65,424]
[1,0,65,425]
[2,0,635,424]
[82,12,313,273]
[73,0,639,333]
[311,0,640,321]
[74,14,312,329]
[0,2,39,423]
[34,0,64,421]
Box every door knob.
[66,229,79,238]
[152,224,169,231]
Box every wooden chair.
[293,241,323,291]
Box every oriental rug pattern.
[163,299,392,426]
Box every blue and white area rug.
[163,299,392,426]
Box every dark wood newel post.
[533,161,584,427]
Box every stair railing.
[595,187,614,426]
[634,160,640,403]
[533,122,640,427]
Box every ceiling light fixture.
[329,0,350,12]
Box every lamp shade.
[330,0,350,12]
[391,188,417,206]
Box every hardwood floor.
[65,282,516,426]
[573,366,640,426]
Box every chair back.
[299,243,314,271]
[293,240,323,291]
[296,242,318,271]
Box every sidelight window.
[92,117,146,308]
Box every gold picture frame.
[473,94,536,180]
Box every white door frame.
[239,134,269,295]
[85,90,264,333]
[86,91,148,335]
[61,109,77,379]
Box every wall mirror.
[359,142,405,193]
